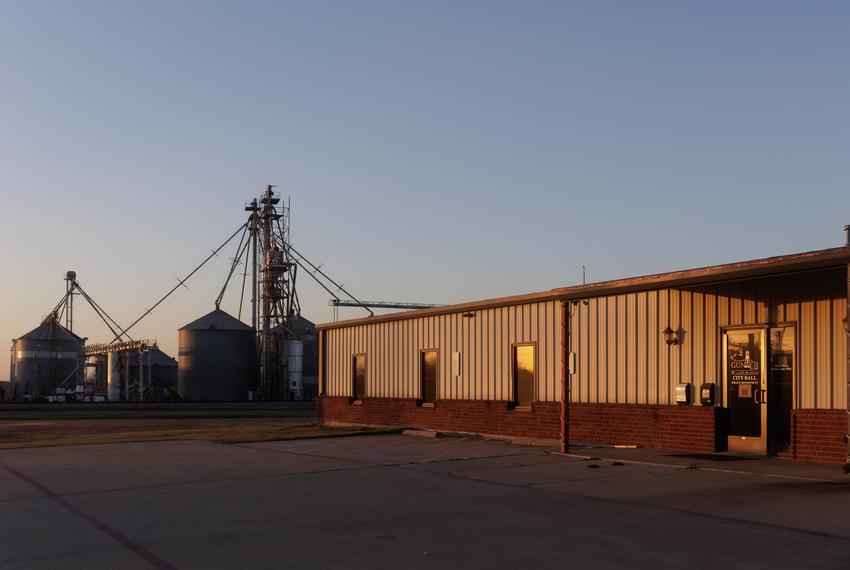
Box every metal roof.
[272,314,316,336]
[179,309,253,332]
[16,316,85,344]
[125,348,178,367]
[317,245,850,330]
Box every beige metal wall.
[323,301,561,401]
[569,267,848,409]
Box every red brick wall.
[319,397,561,440]
[791,409,847,463]
[319,397,848,462]
[569,403,723,453]
[318,397,722,453]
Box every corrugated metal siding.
[569,267,848,409]
[323,267,847,410]
[324,301,562,401]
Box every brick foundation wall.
[569,403,724,453]
[791,409,847,463]
[318,397,723,453]
[319,397,848,462]
[319,397,561,440]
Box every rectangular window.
[352,354,366,400]
[420,350,438,404]
[513,344,535,407]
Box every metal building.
[178,309,257,402]
[9,316,85,401]
[317,244,850,465]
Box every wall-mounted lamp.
[462,312,475,319]
[663,326,679,346]
[843,317,850,337]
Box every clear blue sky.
[1,0,848,379]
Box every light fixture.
[843,317,850,337]
[663,326,679,346]
[462,312,475,319]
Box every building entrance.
[723,328,767,454]
[767,325,795,453]
[723,326,796,455]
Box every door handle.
[754,389,767,405]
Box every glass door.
[723,328,767,454]
[768,326,795,453]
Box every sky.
[0,0,848,380]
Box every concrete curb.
[402,429,442,438]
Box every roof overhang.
[316,246,850,331]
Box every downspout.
[845,257,849,474]
[560,301,570,454]
[318,329,325,425]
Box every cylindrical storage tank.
[11,317,84,401]
[178,309,257,402]
[9,344,17,400]
[107,351,121,402]
[287,339,304,400]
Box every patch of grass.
[0,409,316,421]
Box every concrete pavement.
[1,434,849,569]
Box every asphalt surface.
[1,434,849,569]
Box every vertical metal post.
[845,262,849,473]
[317,329,325,418]
[64,272,75,333]
[124,353,129,401]
[250,202,261,400]
[146,350,152,401]
[261,185,274,401]
[67,284,73,332]
[560,301,570,455]
[138,350,144,401]
[251,207,258,332]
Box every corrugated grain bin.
[178,309,256,402]
[10,316,84,401]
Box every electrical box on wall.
[675,383,691,405]
[452,352,461,377]
[700,383,715,406]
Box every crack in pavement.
[0,458,178,570]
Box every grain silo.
[178,309,256,402]
[270,315,319,401]
[10,316,84,401]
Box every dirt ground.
[0,407,393,449]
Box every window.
[420,350,438,404]
[512,344,535,407]
[352,354,366,400]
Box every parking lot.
[2,433,849,569]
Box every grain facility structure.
[317,243,850,464]
[9,316,85,401]
[178,309,258,402]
